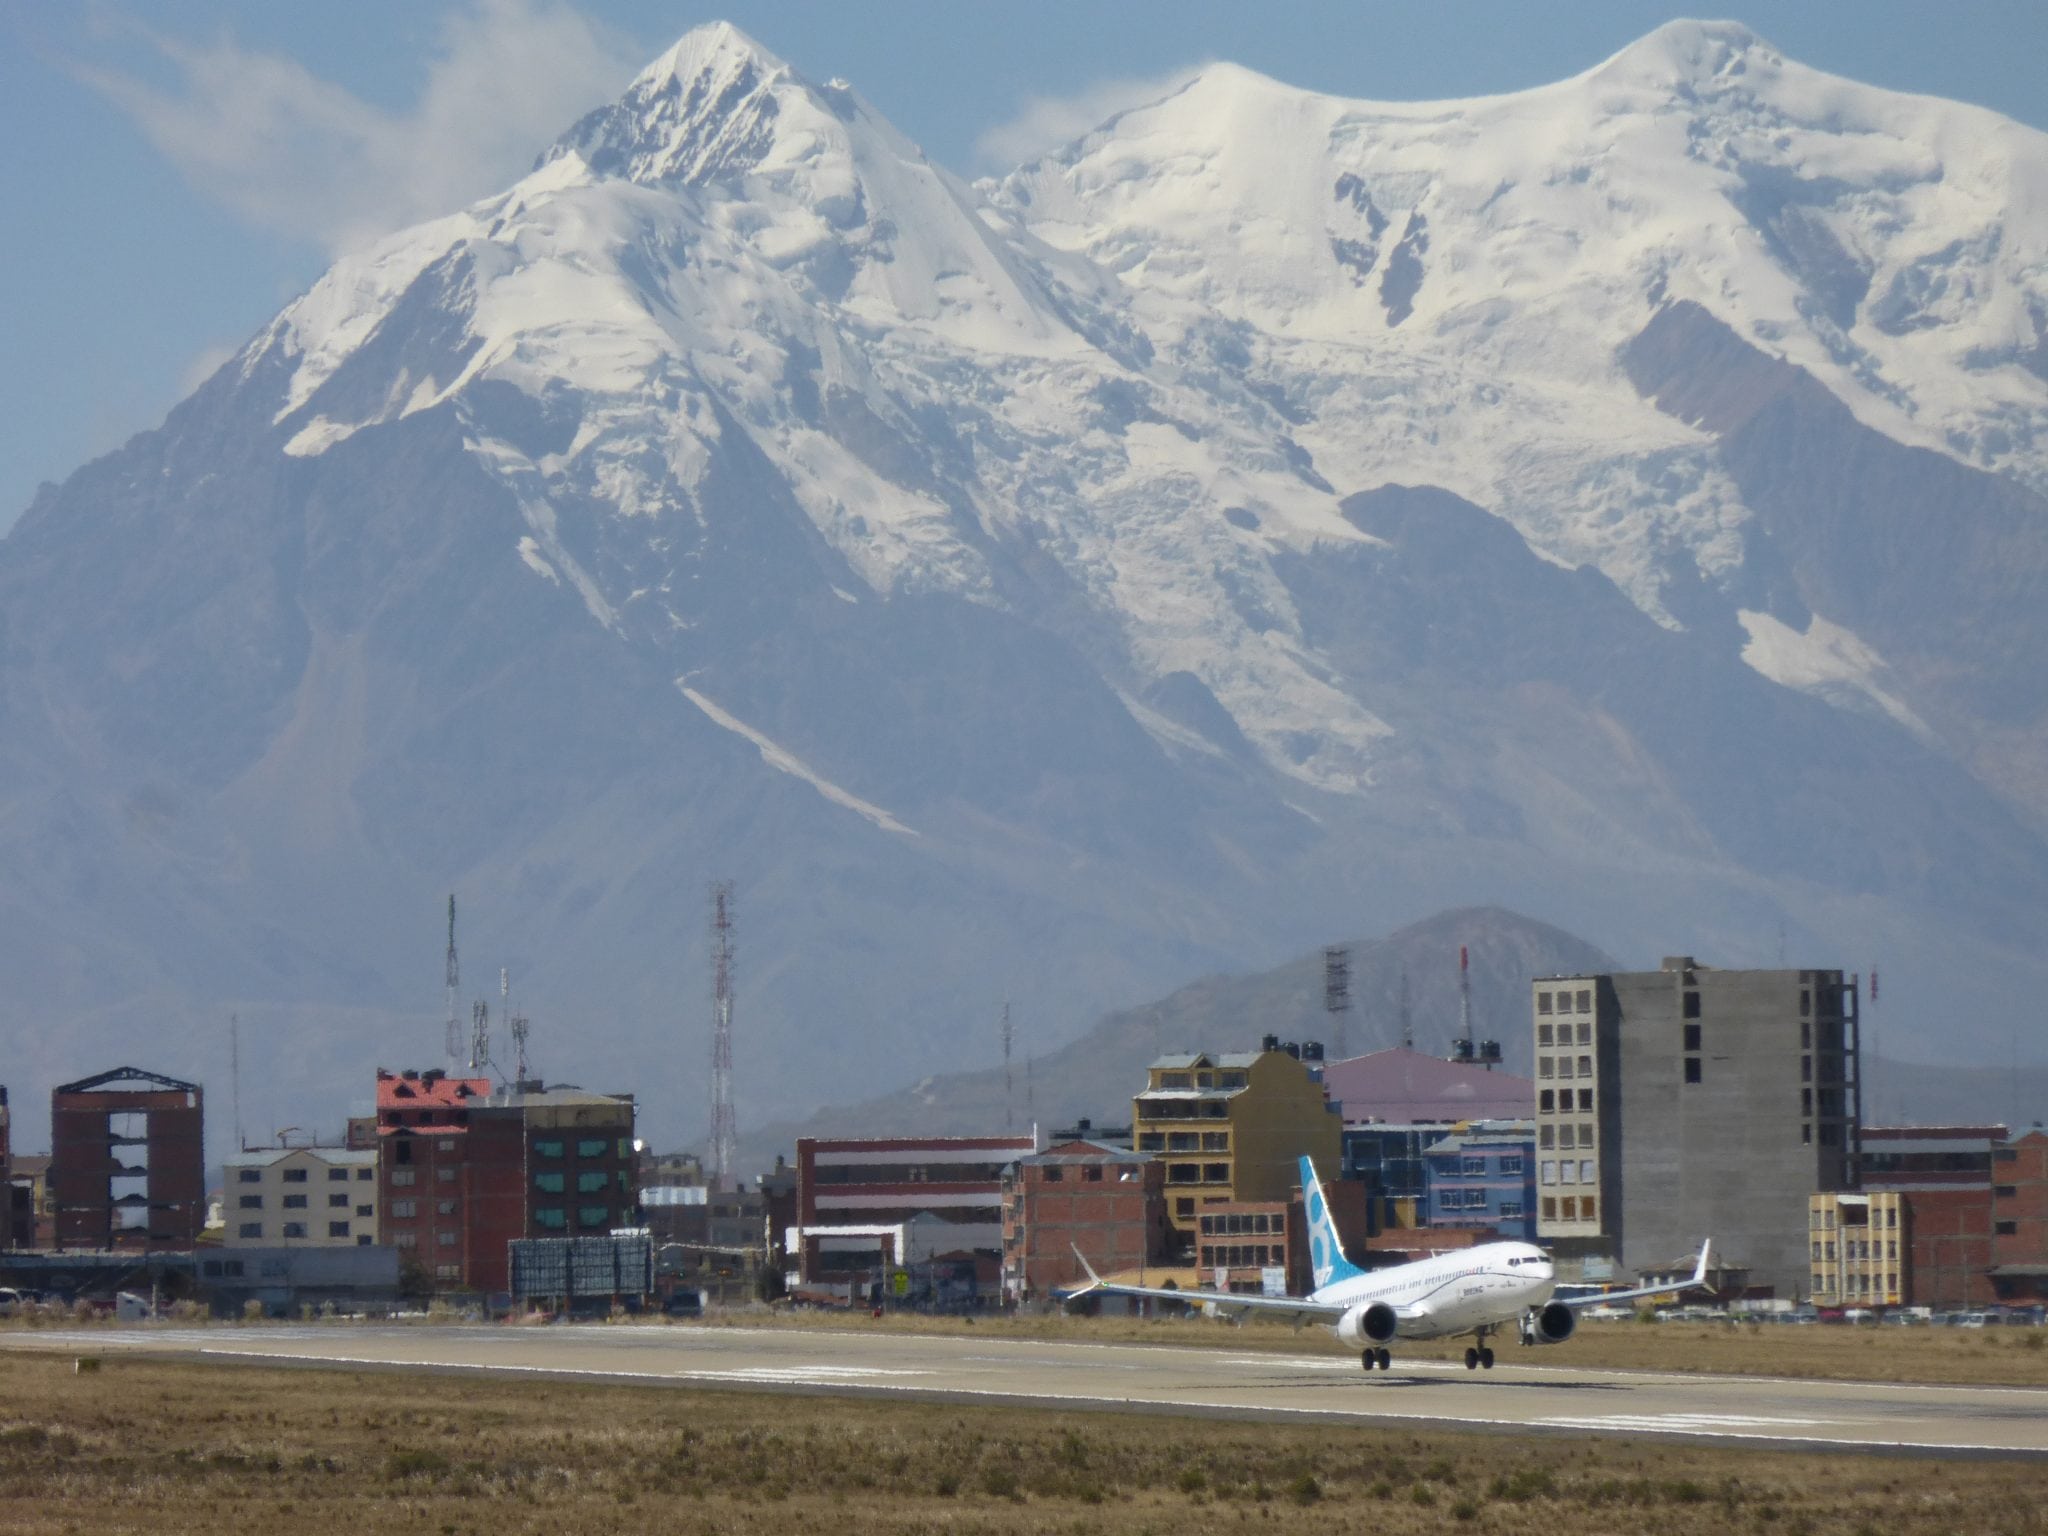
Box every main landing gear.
[1359,1347,1392,1372]
[1464,1327,1498,1369]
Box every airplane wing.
[1063,1246,1348,1323]
[1557,1239,1713,1310]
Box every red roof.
[1321,1048,1532,1125]
[375,1068,490,1112]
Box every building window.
[1138,1134,1164,1151]
[577,1138,609,1159]
[1500,1201,1522,1219]
[1684,1058,1702,1085]
[328,1221,351,1238]
[534,1172,565,1194]
[1462,1156,1487,1176]
[1578,1123,1595,1148]
[437,1167,456,1182]
[237,1169,261,1184]
[1820,1124,1840,1146]
[1202,1163,1230,1183]
[437,1199,458,1216]
[1802,1124,1813,1145]
[578,1206,610,1229]
[1499,1155,1523,1175]
[391,1169,416,1187]
[1576,1021,1592,1045]
[1996,1185,2018,1198]
[328,1193,348,1208]
[1580,1197,1597,1223]
[1557,1124,1575,1150]
[238,1222,263,1239]
[1560,1197,1577,1220]
[1578,1088,1593,1112]
[357,1167,374,1181]
[1559,1162,1576,1185]
[1538,1024,1553,1047]
[1579,1160,1595,1184]
[1538,1057,1554,1079]
[1682,991,1700,1018]
[282,1193,308,1209]
[391,1199,417,1218]
[435,1264,460,1281]
[1576,990,1591,1013]
[282,1168,308,1183]
[1802,1055,1812,1082]
[1577,1055,1592,1077]
[535,1207,567,1230]
[577,1171,609,1194]
[282,1222,307,1239]
[1539,1090,1554,1114]
[1043,1166,1064,1182]
[534,1139,564,1159]
[1539,1160,1556,1186]
[1800,989,1811,1017]
[238,1194,262,1210]
[1539,1125,1554,1149]
[437,1230,457,1247]
[358,1235,372,1247]
[1175,1198,1194,1218]
[1683,1023,1702,1052]
[1540,1197,1556,1221]
[328,1168,350,1181]
[393,1230,417,1249]
[356,1204,373,1218]
[1537,992,1553,1015]
[1997,1221,2019,1236]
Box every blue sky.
[3,0,2044,530]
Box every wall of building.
[1991,1132,2048,1304]
[225,1148,379,1247]
[1002,1143,1167,1300]
[50,1077,204,1253]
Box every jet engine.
[1524,1301,1576,1345]
[1335,1300,1399,1347]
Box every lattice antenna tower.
[511,1013,532,1085]
[443,895,462,1070]
[470,998,490,1075]
[709,881,738,1190]
[1322,946,1351,1059]
[1001,1002,1014,1131]
[1457,944,1473,1053]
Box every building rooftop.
[375,1068,490,1110]
[224,1147,377,1169]
[1019,1139,1153,1165]
[1323,1047,1532,1126]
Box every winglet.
[1069,1243,1105,1292]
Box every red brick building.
[359,1069,636,1295]
[791,1135,1033,1293]
[1991,1131,2048,1305]
[50,1067,205,1252]
[1001,1140,1169,1302]
[1861,1125,2004,1310]
[1195,1197,1309,1296]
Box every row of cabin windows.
[1536,990,1593,1015]
[1540,1195,1596,1223]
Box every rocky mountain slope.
[1,21,2044,1152]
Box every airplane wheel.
[1480,1348,1495,1369]
[1361,1350,1376,1372]
[1376,1348,1391,1370]
[1464,1346,1479,1370]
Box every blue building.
[1422,1122,1536,1241]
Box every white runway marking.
[1540,1412,1846,1433]
[680,1365,930,1384]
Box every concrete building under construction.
[50,1067,205,1252]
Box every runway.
[8,1323,2048,1456]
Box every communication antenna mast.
[1457,944,1473,1055]
[511,1013,531,1085]
[1001,1003,1014,1131]
[709,881,738,1190]
[229,1013,245,1153]
[470,999,490,1075]
[443,895,462,1070]
[1322,946,1352,1059]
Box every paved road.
[9,1324,2048,1456]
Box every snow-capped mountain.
[2,20,2045,1151]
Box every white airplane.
[1069,1154,1711,1372]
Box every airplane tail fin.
[1299,1154,1365,1292]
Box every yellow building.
[1133,1042,1342,1238]
[225,1146,380,1248]
[1808,1191,1903,1307]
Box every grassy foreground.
[1,1354,2046,1536]
[708,1306,2048,1389]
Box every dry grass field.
[711,1306,2048,1388]
[1,1352,2046,1536]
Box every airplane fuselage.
[1312,1240,1555,1340]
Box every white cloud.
[973,65,1205,170]
[176,341,239,397]
[77,0,640,256]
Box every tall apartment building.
[1807,1191,1904,1307]
[224,1146,380,1247]
[1132,1039,1342,1242]
[1532,958,1859,1297]
[360,1068,636,1294]
[50,1067,205,1252]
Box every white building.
[225,1146,380,1248]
